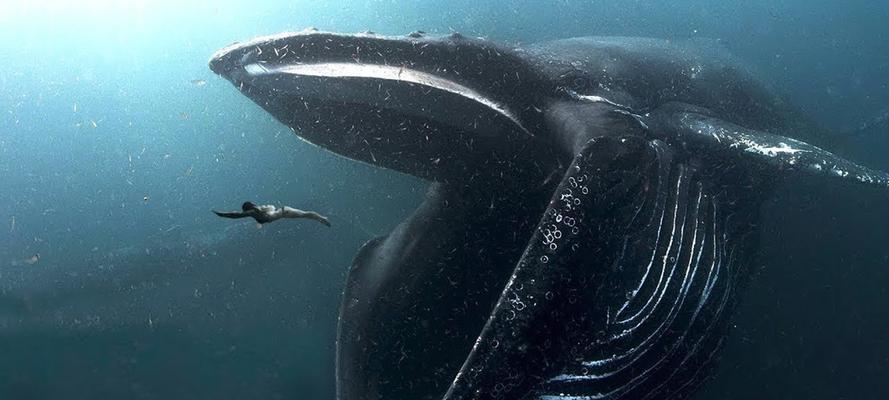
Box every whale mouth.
[238,61,526,132]
[209,30,556,182]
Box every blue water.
[1,1,888,399]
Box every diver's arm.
[281,207,331,227]
[212,210,250,219]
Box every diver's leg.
[282,207,331,227]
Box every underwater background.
[1,0,888,399]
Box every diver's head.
[242,201,256,211]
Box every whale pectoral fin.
[658,106,889,189]
[443,136,664,400]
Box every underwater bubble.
[544,233,554,243]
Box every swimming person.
[213,201,331,227]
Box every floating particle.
[24,253,39,265]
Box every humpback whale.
[209,30,889,400]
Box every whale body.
[209,30,889,400]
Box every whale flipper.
[650,103,889,189]
[443,135,751,400]
[444,136,658,399]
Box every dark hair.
[242,201,256,211]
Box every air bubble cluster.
[540,173,590,261]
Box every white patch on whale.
[739,140,808,157]
[243,62,528,135]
